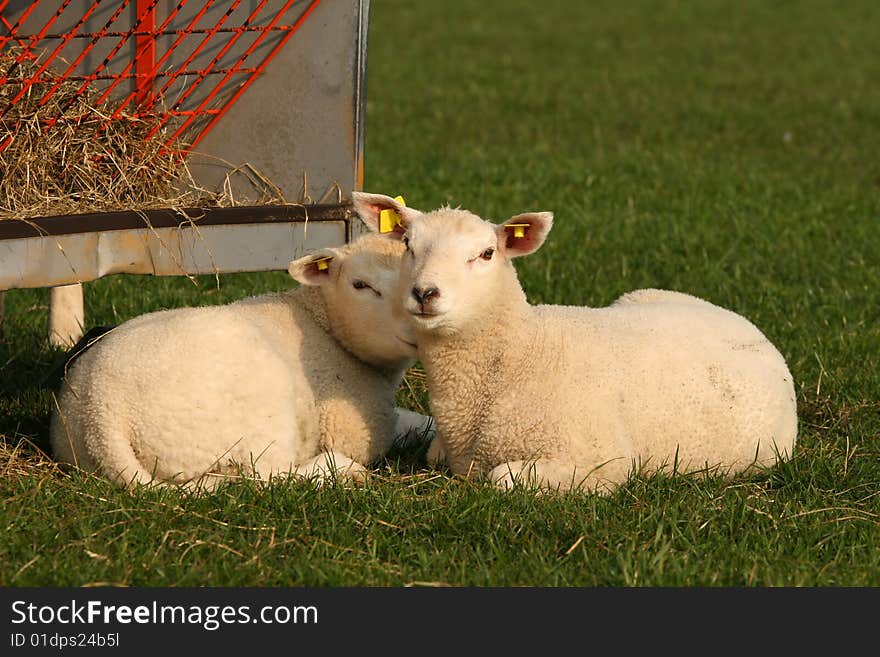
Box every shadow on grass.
[0,331,63,453]
[374,427,437,477]
[3,319,877,510]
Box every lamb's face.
[348,191,554,340]
[289,235,417,369]
[400,210,507,336]
[328,247,419,367]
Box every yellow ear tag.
[313,256,332,271]
[505,223,529,238]
[379,195,407,233]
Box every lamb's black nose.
[411,286,440,304]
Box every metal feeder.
[0,0,371,345]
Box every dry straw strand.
[0,48,288,220]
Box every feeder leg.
[0,291,5,341]
[49,284,85,348]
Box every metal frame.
[0,1,372,345]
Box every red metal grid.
[0,0,322,153]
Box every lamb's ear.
[288,248,338,286]
[496,212,554,258]
[351,191,421,239]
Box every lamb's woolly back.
[50,231,431,490]
[354,192,798,493]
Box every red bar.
[81,0,168,112]
[134,0,156,107]
[37,24,303,40]
[185,0,321,151]
[0,0,317,159]
[97,0,188,111]
[0,0,39,53]
[109,0,218,117]
[0,0,74,90]
[166,0,298,146]
[34,0,130,109]
[144,0,251,141]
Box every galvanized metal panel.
[1,0,369,200]
[0,1,372,293]
[2,1,139,96]
[0,221,346,290]
[187,0,368,201]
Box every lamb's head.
[288,233,418,369]
[352,192,553,338]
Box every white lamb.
[352,192,798,493]
[50,232,433,490]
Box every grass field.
[2,0,879,586]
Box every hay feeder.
[0,0,372,346]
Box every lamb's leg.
[192,451,366,489]
[393,407,436,443]
[488,459,625,495]
[425,433,447,466]
[290,450,368,484]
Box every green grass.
[2,0,879,586]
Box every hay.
[0,48,283,220]
[0,435,63,482]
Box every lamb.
[50,232,433,490]
[352,192,798,493]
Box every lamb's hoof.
[488,462,529,491]
[339,461,368,484]
[490,470,517,491]
[425,435,447,466]
[294,454,367,485]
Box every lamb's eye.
[353,280,382,297]
[480,248,494,261]
[402,237,410,250]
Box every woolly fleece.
[50,233,431,489]
[353,193,798,493]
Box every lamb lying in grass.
[353,192,797,493]
[50,233,433,490]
